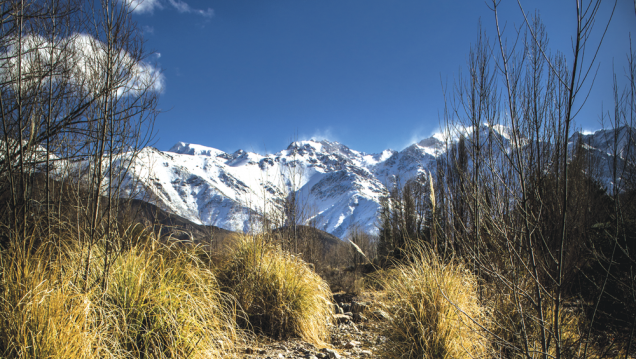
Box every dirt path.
[239,292,390,359]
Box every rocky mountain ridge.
[115,126,633,238]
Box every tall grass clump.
[218,234,333,345]
[375,245,490,359]
[98,237,240,358]
[0,228,241,359]
[0,240,98,358]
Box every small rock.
[372,309,390,321]
[360,350,373,357]
[353,313,368,323]
[258,349,268,354]
[316,353,327,359]
[350,322,360,332]
[333,313,352,324]
[340,303,351,312]
[320,348,341,359]
[344,340,360,349]
[351,301,369,314]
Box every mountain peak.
[418,136,443,148]
[115,124,629,238]
[168,142,225,156]
[286,139,356,156]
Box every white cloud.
[389,126,435,151]
[299,127,338,143]
[126,0,214,19]
[1,33,164,96]
[126,0,162,14]
[168,0,213,17]
[142,25,155,34]
[395,124,478,150]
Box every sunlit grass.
[218,234,333,346]
[374,245,490,359]
[0,229,241,358]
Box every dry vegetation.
[372,245,489,359]
[0,230,241,358]
[0,0,634,358]
[217,234,333,345]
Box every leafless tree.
[435,1,630,358]
[0,0,159,290]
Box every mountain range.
[114,126,633,238]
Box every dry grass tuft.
[99,240,240,358]
[218,234,333,345]
[0,230,241,358]
[374,245,490,359]
[0,244,98,358]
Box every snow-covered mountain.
[112,126,633,238]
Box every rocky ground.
[239,292,392,359]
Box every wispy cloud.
[168,0,214,17]
[126,0,213,18]
[299,127,339,143]
[142,25,155,34]
[390,127,431,151]
[127,0,162,14]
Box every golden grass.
[0,246,97,358]
[217,234,333,345]
[486,278,589,359]
[100,242,240,358]
[374,245,490,359]
[0,229,241,359]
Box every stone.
[344,340,360,349]
[360,350,373,357]
[340,303,351,312]
[351,301,369,314]
[320,348,341,359]
[372,309,390,321]
[353,313,367,323]
[333,313,352,324]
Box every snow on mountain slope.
[568,125,635,191]
[114,138,395,236]
[109,126,633,238]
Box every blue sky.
[132,0,635,154]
